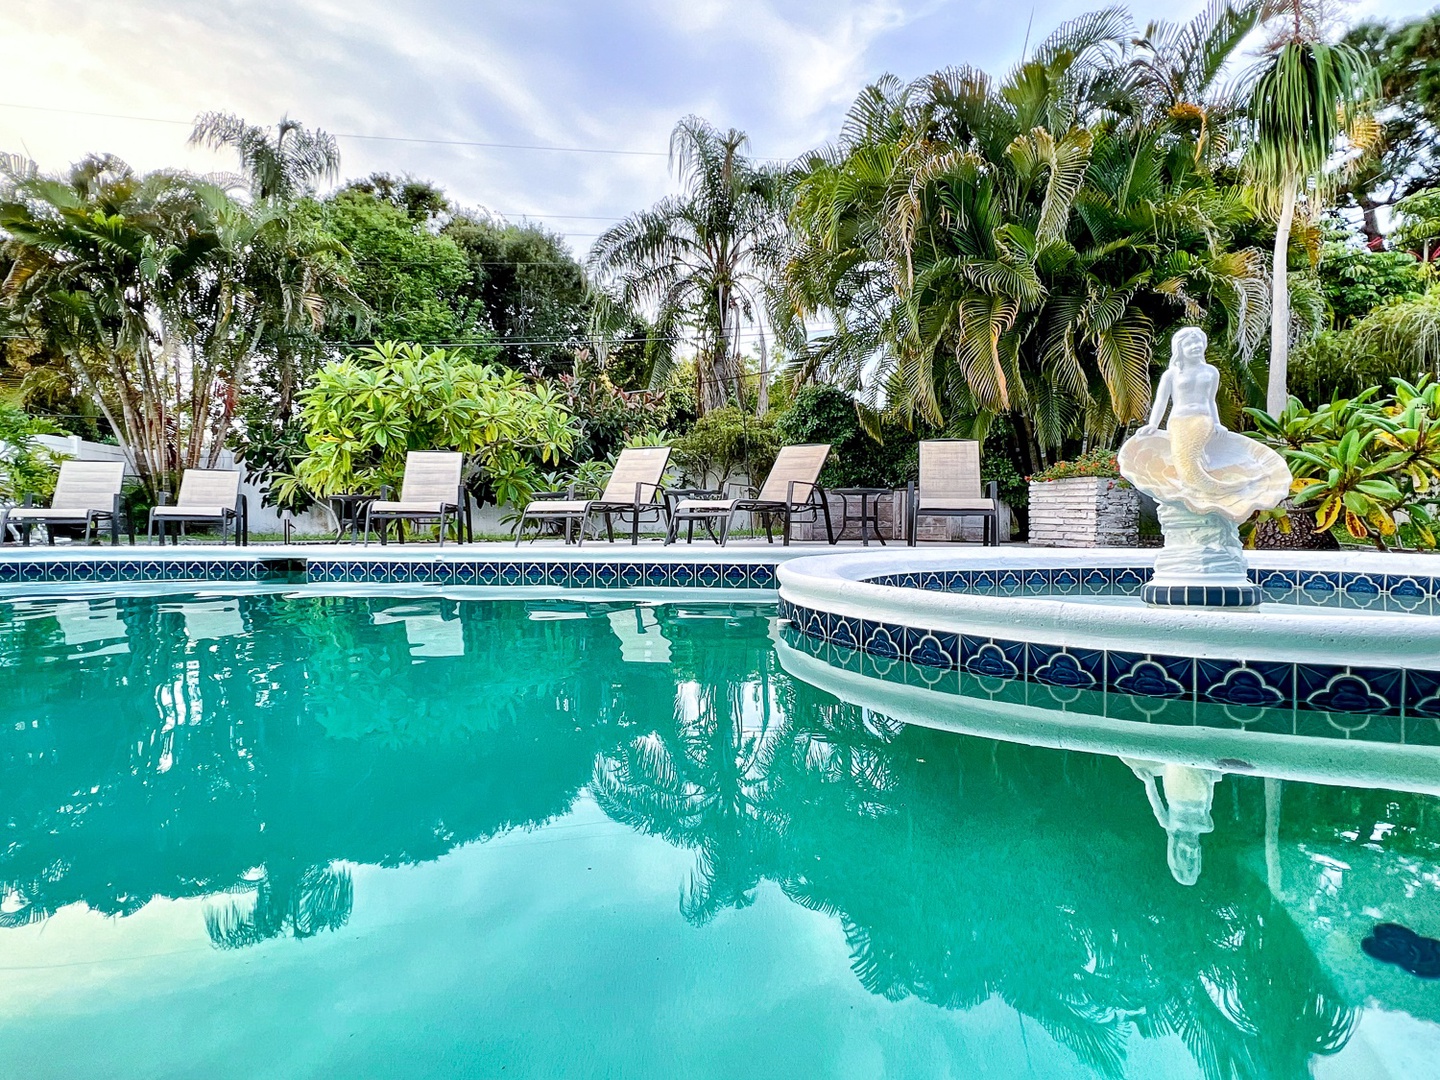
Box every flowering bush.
[1029,449,1121,483]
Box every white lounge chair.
[1,460,126,546]
[516,446,672,545]
[665,444,834,546]
[363,451,468,545]
[149,469,247,545]
[907,439,998,545]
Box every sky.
[0,0,1430,256]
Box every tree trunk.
[1266,178,1298,416]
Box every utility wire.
[0,101,669,157]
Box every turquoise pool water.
[2,590,1437,1079]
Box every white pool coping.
[776,547,1440,670]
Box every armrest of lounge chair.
[786,479,818,507]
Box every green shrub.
[774,385,919,489]
[274,341,578,509]
[0,405,63,504]
[1030,449,1122,483]
[673,408,781,489]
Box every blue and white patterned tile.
[667,562,695,587]
[1050,568,1082,594]
[1406,669,1440,720]
[905,629,959,669]
[695,564,721,588]
[1297,664,1401,715]
[1253,568,1298,594]
[0,562,17,583]
[1107,652,1193,699]
[830,615,861,650]
[995,569,1025,595]
[1028,644,1103,690]
[618,563,646,587]
[970,570,996,592]
[919,571,946,592]
[1385,575,1429,602]
[861,621,902,660]
[1342,572,1382,597]
[1112,567,1147,593]
[960,635,1024,679]
[1299,570,1340,594]
[1196,659,1293,709]
[1023,569,1050,592]
[1081,567,1111,591]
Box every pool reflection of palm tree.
[205,859,355,949]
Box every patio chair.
[0,460,126,546]
[363,451,469,545]
[514,446,672,546]
[149,469,248,545]
[665,443,834,547]
[907,439,999,546]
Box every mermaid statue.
[1121,758,1222,886]
[1118,328,1291,606]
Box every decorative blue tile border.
[861,565,1440,614]
[0,554,779,590]
[778,592,1435,735]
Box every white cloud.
[0,0,1433,255]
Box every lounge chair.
[149,469,248,545]
[363,451,468,545]
[907,439,999,546]
[1,460,126,546]
[666,443,834,546]
[515,446,672,546]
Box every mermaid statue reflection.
[1118,327,1291,606]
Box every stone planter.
[1028,477,1138,547]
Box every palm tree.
[783,7,1268,470]
[1243,0,1377,414]
[589,117,786,415]
[189,112,340,203]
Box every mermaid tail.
[1118,416,1291,523]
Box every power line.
[0,101,668,158]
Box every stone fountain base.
[1142,503,1262,608]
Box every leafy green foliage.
[590,117,786,415]
[276,342,578,509]
[782,5,1272,470]
[0,404,62,503]
[1316,238,1424,327]
[1030,449,1122,483]
[1341,13,1440,241]
[442,214,590,376]
[672,407,781,489]
[321,187,481,347]
[1247,379,1440,548]
[773,385,918,489]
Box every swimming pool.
[2,588,1437,1078]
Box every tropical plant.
[1392,188,1440,264]
[589,116,787,416]
[0,155,352,493]
[671,406,781,490]
[1247,378,1440,548]
[189,112,340,203]
[1030,449,1123,482]
[782,5,1270,473]
[0,403,62,504]
[273,341,577,509]
[1340,12,1440,246]
[1242,0,1379,414]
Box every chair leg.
[821,497,835,544]
[630,510,640,546]
[782,508,791,547]
[438,511,448,547]
[605,513,614,543]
